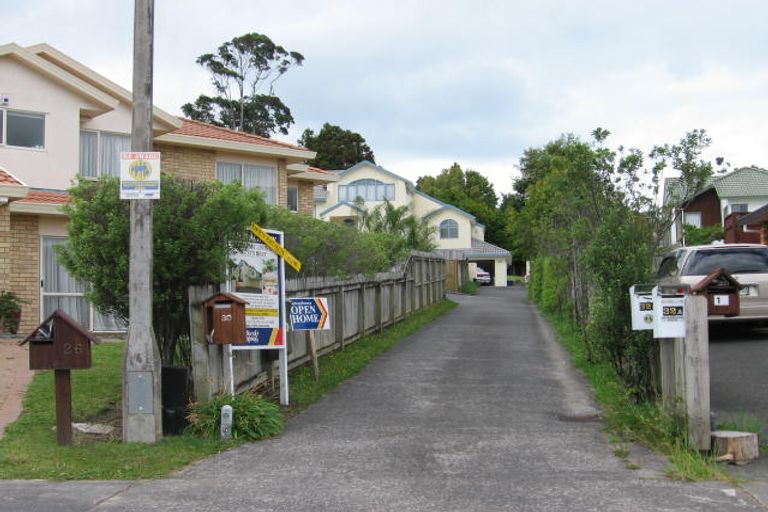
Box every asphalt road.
[710,324,768,429]
[0,288,762,511]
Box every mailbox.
[691,267,741,317]
[203,293,247,344]
[629,284,655,331]
[652,284,688,338]
[19,309,100,370]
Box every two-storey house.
[315,161,510,286]
[0,43,333,333]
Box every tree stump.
[712,430,759,465]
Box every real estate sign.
[289,298,331,331]
[120,152,161,199]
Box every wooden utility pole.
[123,0,162,443]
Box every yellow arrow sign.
[249,223,302,272]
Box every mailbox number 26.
[63,342,83,355]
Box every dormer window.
[440,219,459,239]
[1,109,45,149]
[339,179,395,202]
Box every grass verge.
[287,299,457,414]
[0,299,457,480]
[546,313,733,482]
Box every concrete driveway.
[1,288,762,511]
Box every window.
[338,179,395,202]
[731,203,749,213]
[440,219,459,239]
[216,161,277,204]
[79,130,131,177]
[1,109,45,149]
[683,211,702,228]
[287,187,298,212]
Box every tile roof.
[712,166,768,197]
[466,238,511,258]
[172,118,309,152]
[0,168,25,186]
[16,190,70,205]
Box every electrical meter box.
[19,309,100,370]
[203,293,247,344]
[652,284,688,338]
[629,284,655,331]
[691,267,741,317]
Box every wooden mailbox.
[203,293,247,344]
[691,267,742,317]
[19,309,100,370]
[18,309,100,445]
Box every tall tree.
[416,163,506,247]
[182,33,304,137]
[299,123,375,169]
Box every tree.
[181,33,304,137]
[59,175,268,365]
[353,199,436,253]
[298,123,375,169]
[416,163,506,247]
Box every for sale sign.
[289,298,330,331]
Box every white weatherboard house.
[315,161,511,286]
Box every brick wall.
[9,214,40,334]
[155,143,216,182]
[0,205,10,301]
[277,159,287,207]
[298,181,315,216]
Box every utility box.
[691,267,742,317]
[203,293,247,344]
[653,284,688,338]
[19,309,100,370]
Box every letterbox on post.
[203,293,247,344]
[18,309,100,446]
[652,284,688,338]
[691,267,742,317]
[629,284,655,331]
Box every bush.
[461,281,479,295]
[186,391,283,440]
[0,290,25,334]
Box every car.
[475,268,492,285]
[656,243,768,323]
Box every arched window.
[339,179,395,202]
[440,219,459,239]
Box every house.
[0,42,332,333]
[663,166,768,247]
[315,161,511,286]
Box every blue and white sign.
[289,298,331,331]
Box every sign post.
[289,298,331,381]
[227,225,300,405]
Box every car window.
[657,255,679,278]
[683,248,768,276]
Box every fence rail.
[189,252,446,402]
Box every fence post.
[376,282,383,333]
[684,295,711,451]
[389,280,396,326]
[189,284,219,403]
[359,283,366,337]
[336,286,345,350]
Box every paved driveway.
[1,288,762,511]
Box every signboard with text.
[289,298,331,331]
[120,152,161,199]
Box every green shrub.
[540,256,569,315]
[461,281,479,295]
[528,257,543,303]
[187,391,283,440]
[0,290,25,333]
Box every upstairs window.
[217,161,277,204]
[683,211,702,228]
[1,109,45,149]
[338,179,394,202]
[731,203,749,213]
[440,219,459,239]
[79,130,131,177]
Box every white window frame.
[0,108,46,150]
[683,211,702,228]
[79,129,131,179]
[216,161,278,205]
[338,179,395,202]
[440,219,459,239]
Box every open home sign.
[289,298,330,331]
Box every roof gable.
[339,161,415,187]
[712,166,768,198]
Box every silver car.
[657,243,768,322]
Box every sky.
[3,0,768,197]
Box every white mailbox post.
[629,284,655,331]
[652,284,688,339]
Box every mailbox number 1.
[63,342,83,355]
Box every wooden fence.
[189,251,446,402]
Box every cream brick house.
[0,43,333,333]
[315,161,510,286]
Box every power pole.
[123,0,161,443]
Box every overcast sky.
[4,0,768,196]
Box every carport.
[462,239,511,287]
